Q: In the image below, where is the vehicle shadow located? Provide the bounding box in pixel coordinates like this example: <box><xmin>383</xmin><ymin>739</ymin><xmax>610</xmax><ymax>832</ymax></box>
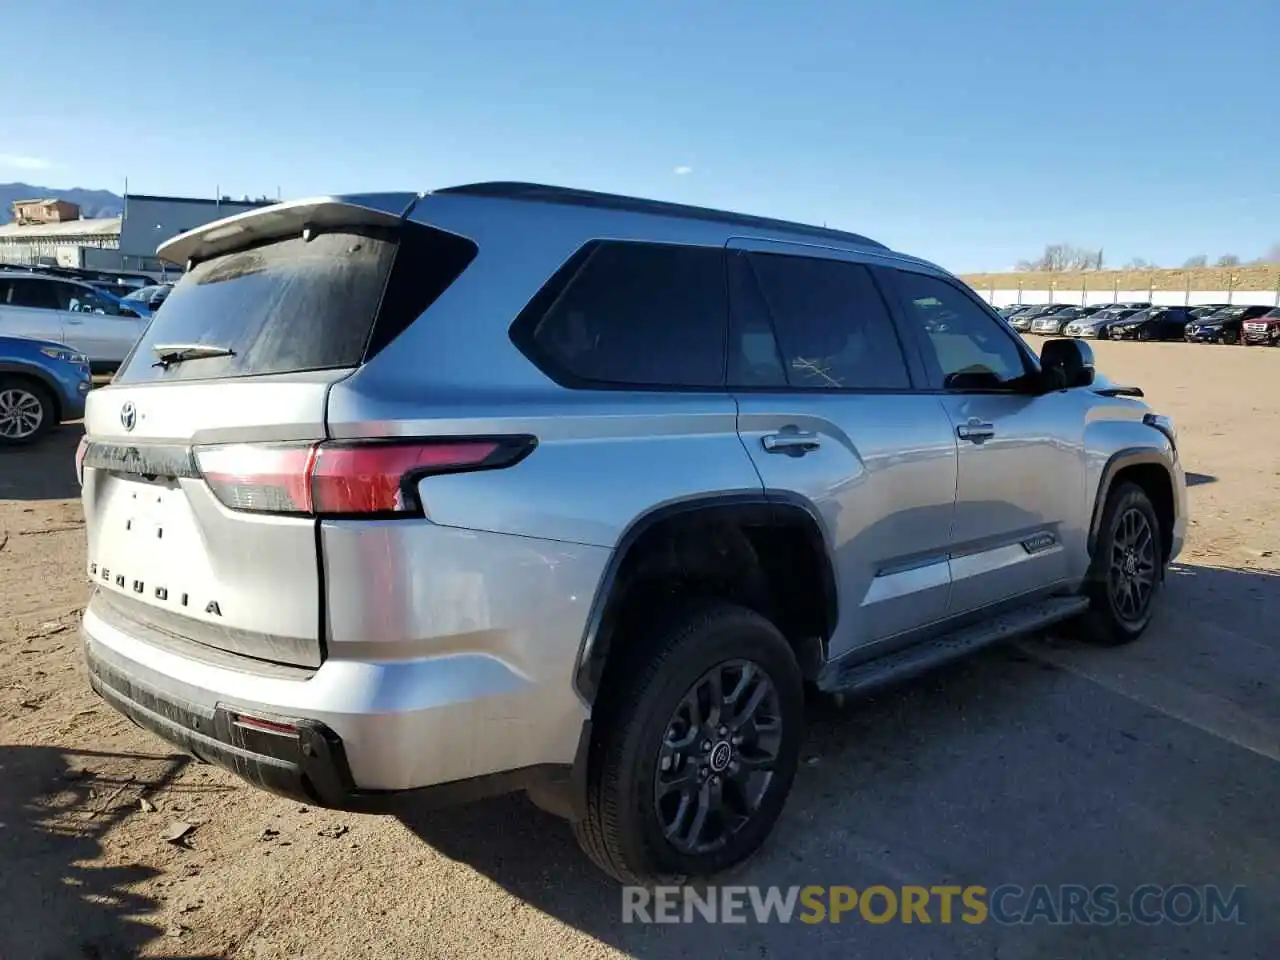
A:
<box><xmin>397</xmin><ymin>561</ymin><xmax>1280</xmax><ymax>958</ymax></box>
<box><xmin>0</xmin><ymin>745</ymin><xmax>223</xmax><ymax>960</ymax></box>
<box><xmin>0</xmin><ymin>424</ymin><xmax>83</xmax><ymax>501</ymax></box>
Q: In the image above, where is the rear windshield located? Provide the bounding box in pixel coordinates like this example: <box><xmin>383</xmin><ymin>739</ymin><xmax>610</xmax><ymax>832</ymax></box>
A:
<box><xmin>115</xmin><ymin>226</ymin><xmax>457</xmax><ymax>383</ymax></box>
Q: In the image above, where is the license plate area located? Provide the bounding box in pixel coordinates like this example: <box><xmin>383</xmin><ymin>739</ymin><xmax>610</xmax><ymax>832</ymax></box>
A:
<box><xmin>90</xmin><ymin>476</ymin><xmax>210</xmax><ymax>613</ymax></box>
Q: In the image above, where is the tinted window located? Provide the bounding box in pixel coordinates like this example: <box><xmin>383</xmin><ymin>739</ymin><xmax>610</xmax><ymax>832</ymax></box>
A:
<box><xmin>738</xmin><ymin>252</ymin><xmax>910</xmax><ymax>390</ymax></box>
<box><xmin>520</xmin><ymin>241</ymin><xmax>728</xmax><ymax>388</ymax></box>
<box><xmin>726</xmin><ymin>253</ymin><xmax>786</xmax><ymax>388</ymax></box>
<box><xmin>57</xmin><ymin>283</ymin><xmax>120</xmax><ymax>315</ymax></box>
<box><xmin>891</xmin><ymin>271</ymin><xmax>1030</xmax><ymax>389</ymax></box>
<box><xmin>7</xmin><ymin>277</ymin><xmax>61</xmax><ymax>311</ymax></box>
<box><xmin>116</xmin><ymin>224</ymin><xmax>476</xmax><ymax>384</ymax></box>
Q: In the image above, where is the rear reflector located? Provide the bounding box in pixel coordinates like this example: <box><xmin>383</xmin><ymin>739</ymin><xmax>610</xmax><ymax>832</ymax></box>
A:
<box><xmin>193</xmin><ymin>437</ymin><xmax>534</xmax><ymax>517</ymax></box>
<box><xmin>232</xmin><ymin>713</ymin><xmax>299</xmax><ymax>737</ymax></box>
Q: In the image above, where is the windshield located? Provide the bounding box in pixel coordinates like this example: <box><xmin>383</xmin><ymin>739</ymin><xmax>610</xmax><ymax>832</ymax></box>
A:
<box><xmin>1209</xmin><ymin>307</ymin><xmax>1246</xmax><ymax>319</ymax></box>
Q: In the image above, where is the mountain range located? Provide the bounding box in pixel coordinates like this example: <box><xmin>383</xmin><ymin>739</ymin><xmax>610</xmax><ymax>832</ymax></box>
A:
<box><xmin>0</xmin><ymin>182</ymin><xmax>125</xmax><ymax>222</ymax></box>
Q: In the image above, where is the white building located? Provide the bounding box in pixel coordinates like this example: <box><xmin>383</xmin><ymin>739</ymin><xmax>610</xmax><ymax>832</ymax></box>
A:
<box><xmin>0</xmin><ymin>193</ymin><xmax>274</xmax><ymax>277</ymax></box>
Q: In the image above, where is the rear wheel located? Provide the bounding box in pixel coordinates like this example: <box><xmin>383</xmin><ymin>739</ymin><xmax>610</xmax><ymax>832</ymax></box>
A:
<box><xmin>1073</xmin><ymin>482</ymin><xmax>1163</xmax><ymax>646</ymax></box>
<box><xmin>0</xmin><ymin>377</ymin><xmax>54</xmax><ymax>446</ymax></box>
<box><xmin>573</xmin><ymin>600</ymin><xmax>804</xmax><ymax>884</ymax></box>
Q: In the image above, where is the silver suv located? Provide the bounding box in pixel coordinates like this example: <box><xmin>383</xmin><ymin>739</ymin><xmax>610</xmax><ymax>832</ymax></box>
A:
<box><xmin>0</xmin><ymin>270</ymin><xmax>151</xmax><ymax>370</ymax></box>
<box><xmin>78</xmin><ymin>184</ymin><xmax>1186</xmax><ymax>884</ymax></box>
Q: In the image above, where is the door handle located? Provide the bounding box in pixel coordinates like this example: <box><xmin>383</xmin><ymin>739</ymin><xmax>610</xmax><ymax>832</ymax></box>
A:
<box><xmin>956</xmin><ymin>420</ymin><xmax>996</xmax><ymax>444</ymax></box>
<box><xmin>762</xmin><ymin>429</ymin><xmax>821</xmax><ymax>455</ymax></box>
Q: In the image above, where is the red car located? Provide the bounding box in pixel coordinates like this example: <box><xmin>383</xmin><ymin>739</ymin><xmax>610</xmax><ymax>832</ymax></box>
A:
<box><xmin>1242</xmin><ymin>307</ymin><xmax>1280</xmax><ymax>346</ymax></box>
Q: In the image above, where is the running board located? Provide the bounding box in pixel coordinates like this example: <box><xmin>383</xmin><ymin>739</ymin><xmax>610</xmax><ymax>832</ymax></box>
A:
<box><xmin>817</xmin><ymin>595</ymin><xmax>1091</xmax><ymax>695</ymax></box>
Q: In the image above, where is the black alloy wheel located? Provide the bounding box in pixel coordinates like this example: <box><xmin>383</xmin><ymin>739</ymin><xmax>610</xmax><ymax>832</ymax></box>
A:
<box><xmin>654</xmin><ymin>659</ymin><xmax>783</xmax><ymax>856</ymax></box>
<box><xmin>1106</xmin><ymin>506</ymin><xmax>1158</xmax><ymax>624</ymax></box>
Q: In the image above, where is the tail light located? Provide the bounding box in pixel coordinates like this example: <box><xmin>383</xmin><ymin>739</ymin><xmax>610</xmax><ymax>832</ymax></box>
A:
<box><xmin>193</xmin><ymin>437</ymin><xmax>535</xmax><ymax>517</ymax></box>
<box><xmin>74</xmin><ymin>435</ymin><xmax>88</xmax><ymax>486</ymax></box>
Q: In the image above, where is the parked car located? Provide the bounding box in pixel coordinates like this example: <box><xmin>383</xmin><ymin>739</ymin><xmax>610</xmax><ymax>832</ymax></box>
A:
<box><xmin>1183</xmin><ymin>304</ymin><xmax>1272</xmax><ymax>345</ymax></box>
<box><xmin>0</xmin><ymin>334</ymin><xmax>91</xmax><ymax>444</ymax></box>
<box><xmin>1008</xmin><ymin>304</ymin><xmax>1060</xmax><ymax>332</ymax></box>
<box><xmin>1063</xmin><ymin>307</ymin><xmax>1132</xmax><ymax>338</ymax></box>
<box><xmin>122</xmin><ymin>283</ymin><xmax>173</xmax><ymax>313</ymax></box>
<box><xmin>1029</xmin><ymin>305</ymin><xmax>1103</xmax><ymax>336</ymax></box>
<box><xmin>30</xmin><ymin>264</ymin><xmax>158</xmax><ymax>292</ymax></box>
<box><xmin>1107</xmin><ymin>306</ymin><xmax>1197</xmax><ymax>341</ymax></box>
<box><xmin>1093</xmin><ymin>308</ymin><xmax>1143</xmax><ymax>339</ymax></box>
<box><xmin>1242</xmin><ymin>307</ymin><xmax>1280</xmax><ymax>346</ymax></box>
<box><xmin>0</xmin><ymin>270</ymin><xmax>152</xmax><ymax>373</ymax></box>
<box><xmin>77</xmin><ymin>183</ymin><xmax>1186</xmax><ymax>885</ymax></box>
<box><xmin>1189</xmin><ymin>303</ymin><xmax>1230</xmax><ymax>319</ymax></box>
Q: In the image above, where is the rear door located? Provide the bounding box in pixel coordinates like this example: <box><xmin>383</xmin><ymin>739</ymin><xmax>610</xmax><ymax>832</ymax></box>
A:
<box><xmin>81</xmin><ymin>196</ymin><xmax>476</xmax><ymax>668</ymax></box>
<box><xmin>54</xmin><ymin>281</ymin><xmax>147</xmax><ymax>363</ymax></box>
<box><xmin>0</xmin><ymin>277</ymin><xmax>67</xmax><ymax>343</ymax></box>
<box><xmin>727</xmin><ymin>240</ymin><xmax>959</xmax><ymax>661</ymax></box>
<box><xmin>879</xmin><ymin>268</ymin><xmax>1086</xmax><ymax>615</ymax></box>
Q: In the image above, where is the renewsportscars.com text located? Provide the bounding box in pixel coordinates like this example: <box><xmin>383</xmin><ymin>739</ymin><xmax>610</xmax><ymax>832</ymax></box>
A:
<box><xmin>622</xmin><ymin>884</ymin><xmax>1247</xmax><ymax>926</ymax></box>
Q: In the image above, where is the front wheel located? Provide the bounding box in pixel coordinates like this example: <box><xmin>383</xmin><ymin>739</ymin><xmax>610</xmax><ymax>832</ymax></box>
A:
<box><xmin>1072</xmin><ymin>482</ymin><xmax>1163</xmax><ymax>646</ymax></box>
<box><xmin>0</xmin><ymin>377</ymin><xmax>54</xmax><ymax>446</ymax></box>
<box><xmin>573</xmin><ymin>600</ymin><xmax>804</xmax><ymax>884</ymax></box>
<box><xmin>1222</xmin><ymin>330</ymin><xmax>1239</xmax><ymax>346</ymax></box>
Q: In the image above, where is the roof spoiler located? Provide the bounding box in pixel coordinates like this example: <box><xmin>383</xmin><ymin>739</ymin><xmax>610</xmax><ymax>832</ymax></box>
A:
<box><xmin>157</xmin><ymin>192</ymin><xmax>424</xmax><ymax>267</ymax></box>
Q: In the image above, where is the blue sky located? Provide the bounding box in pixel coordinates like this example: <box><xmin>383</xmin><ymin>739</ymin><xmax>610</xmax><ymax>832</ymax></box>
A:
<box><xmin>2</xmin><ymin>0</ymin><xmax>1277</xmax><ymax>272</ymax></box>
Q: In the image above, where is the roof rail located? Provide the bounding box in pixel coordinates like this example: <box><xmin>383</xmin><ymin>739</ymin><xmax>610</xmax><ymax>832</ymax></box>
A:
<box><xmin>434</xmin><ymin>181</ymin><xmax>887</xmax><ymax>250</ymax></box>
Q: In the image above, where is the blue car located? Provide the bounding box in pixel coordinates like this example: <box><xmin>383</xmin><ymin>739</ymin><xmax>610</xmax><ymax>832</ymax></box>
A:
<box><xmin>91</xmin><ymin>284</ymin><xmax>155</xmax><ymax>319</ymax></box>
<box><xmin>0</xmin><ymin>335</ymin><xmax>92</xmax><ymax>444</ymax></box>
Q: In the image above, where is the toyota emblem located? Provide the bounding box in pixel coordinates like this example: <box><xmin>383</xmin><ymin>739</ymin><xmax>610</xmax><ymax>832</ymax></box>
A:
<box><xmin>120</xmin><ymin>401</ymin><xmax>137</xmax><ymax>431</ymax></box>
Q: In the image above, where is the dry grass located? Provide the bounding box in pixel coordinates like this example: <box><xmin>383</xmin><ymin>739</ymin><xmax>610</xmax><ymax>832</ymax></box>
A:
<box><xmin>960</xmin><ymin>264</ymin><xmax>1280</xmax><ymax>294</ymax></box>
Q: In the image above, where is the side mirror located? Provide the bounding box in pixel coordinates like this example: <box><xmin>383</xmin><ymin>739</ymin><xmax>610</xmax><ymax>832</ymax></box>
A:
<box><xmin>1040</xmin><ymin>338</ymin><xmax>1096</xmax><ymax>390</ymax></box>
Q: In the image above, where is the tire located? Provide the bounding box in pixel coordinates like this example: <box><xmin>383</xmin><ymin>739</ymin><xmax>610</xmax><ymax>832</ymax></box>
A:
<box><xmin>1072</xmin><ymin>482</ymin><xmax>1163</xmax><ymax>646</ymax></box>
<box><xmin>0</xmin><ymin>376</ymin><xmax>55</xmax><ymax>446</ymax></box>
<box><xmin>1222</xmin><ymin>330</ymin><xmax>1239</xmax><ymax>346</ymax></box>
<box><xmin>572</xmin><ymin>599</ymin><xmax>804</xmax><ymax>884</ymax></box>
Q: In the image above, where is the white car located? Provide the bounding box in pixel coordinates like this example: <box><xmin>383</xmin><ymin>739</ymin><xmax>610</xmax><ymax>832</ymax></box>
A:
<box><xmin>0</xmin><ymin>271</ymin><xmax>151</xmax><ymax>372</ymax></box>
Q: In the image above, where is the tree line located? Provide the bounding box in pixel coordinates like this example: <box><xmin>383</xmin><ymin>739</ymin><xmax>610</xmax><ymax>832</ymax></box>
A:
<box><xmin>1016</xmin><ymin>242</ymin><xmax>1280</xmax><ymax>272</ymax></box>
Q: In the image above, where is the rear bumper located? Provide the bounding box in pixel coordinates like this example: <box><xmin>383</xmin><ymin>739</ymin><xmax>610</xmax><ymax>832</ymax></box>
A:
<box><xmin>84</xmin><ymin>623</ymin><xmax>589</xmax><ymax>812</ymax></box>
<box><xmin>86</xmin><ymin>640</ymin><xmax>359</xmax><ymax>806</ymax></box>
<box><xmin>80</xmin><ymin>527</ymin><xmax>599</xmax><ymax>809</ymax></box>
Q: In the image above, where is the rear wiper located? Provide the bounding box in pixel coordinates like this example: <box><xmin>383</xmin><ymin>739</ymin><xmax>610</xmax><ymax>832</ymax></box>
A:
<box><xmin>152</xmin><ymin>343</ymin><xmax>236</xmax><ymax>369</ymax></box>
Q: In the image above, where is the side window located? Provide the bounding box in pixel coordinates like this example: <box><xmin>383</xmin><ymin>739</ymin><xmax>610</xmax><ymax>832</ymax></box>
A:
<box><xmin>8</xmin><ymin>278</ymin><xmax>62</xmax><ymax>311</ymax></box>
<box><xmin>58</xmin><ymin>284</ymin><xmax>117</xmax><ymax>315</ymax></box>
<box><xmin>737</xmin><ymin>252</ymin><xmax>911</xmax><ymax>390</ymax></box>
<box><xmin>517</xmin><ymin>241</ymin><xmax>727</xmax><ymax>389</ymax></box>
<box><xmin>891</xmin><ymin>271</ymin><xmax>1031</xmax><ymax>390</ymax></box>
<box><xmin>726</xmin><ymin>252</ymin><xmax>787</xmax><ymax>387</ymax></box>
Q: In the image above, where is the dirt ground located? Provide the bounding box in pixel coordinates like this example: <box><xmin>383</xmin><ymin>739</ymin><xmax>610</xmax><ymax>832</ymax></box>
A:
<box><xmin>1</xmin><ymin>340</ymin><xmax>1277</xmax><ymax>959</ymax></box>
